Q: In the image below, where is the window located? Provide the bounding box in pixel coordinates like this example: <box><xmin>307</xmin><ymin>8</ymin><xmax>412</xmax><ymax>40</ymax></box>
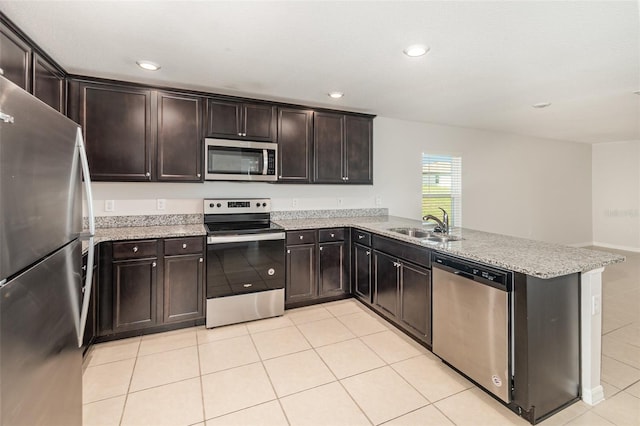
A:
<box><xmin>421</xmin><ymin>154</ymin><xmax>462</xmax><ymax>227</ymax></box>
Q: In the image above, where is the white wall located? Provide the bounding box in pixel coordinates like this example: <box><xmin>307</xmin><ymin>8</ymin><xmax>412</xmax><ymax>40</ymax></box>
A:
<box><xmin>592</xmin><ymin>140</ymin><xmax>640</xmax><ymax>251</ymax></box>
<box><xmin>91</xmin><ymin>116</ymin><xmax>593</xmax><ymax>245</ymax></box>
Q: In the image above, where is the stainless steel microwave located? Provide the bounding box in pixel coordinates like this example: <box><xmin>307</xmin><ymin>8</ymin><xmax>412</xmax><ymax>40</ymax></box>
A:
<box><xmin>204</xmin><ymin>138</ymin><xmax>277</xmax><ymax>181</ymax></box>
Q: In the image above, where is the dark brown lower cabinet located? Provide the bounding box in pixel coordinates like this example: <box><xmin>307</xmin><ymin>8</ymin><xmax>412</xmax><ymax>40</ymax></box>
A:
<box><xmin>318</xmin><ymin>241</ymin><xmax>347</xmax><ymax>297</ymax></box>
<box><xmin>163</xmin><ymin>253</ymin><xmax>204</xmax><ymax>323</ymax></box>
<box><xmin>371</xmin><ymin>235</ymin><xmax>432</xmax><ymax>345</ymax></box>
<box><xmin>285</xmin><ymin>228</ymin><xmax>349</xmax><ymax>307</ymax></box>
<box><xmin>98</xmin><ymin>237</ymin><xmax>205</xmax><ymax>339</ymax></box>
<box><xmin>373</xmin><ymin>251</ymin><xmax>399</xmax><ymax>317</ymax></box>
<box><xmin>286</xmin><ymin>244</ymin><xmax>316</xmax><ymax>303</ymax></box>
<box><xmin>81</xmin><ymin>246</ymin><xmax>99</xmax><ymax>353</ymax></box>
<box><xmin>353</xmin><ymin>244</ymin><xmax>371</xmax><ymax>302</ymax></box>
<box><xmin>398</xmin><ymin>262</ymin><xmax>431</xmax><ymax>343</ymax></box>
<box><xmin>113</xmin><ymin>257</ymin><xmax>158</xmax><ymax>332</ymax></box>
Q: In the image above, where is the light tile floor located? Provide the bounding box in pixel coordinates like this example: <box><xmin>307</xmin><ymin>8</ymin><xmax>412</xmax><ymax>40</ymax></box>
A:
<box><xmin>83</xmin><ymin>248</ymin><xmax>639</xmax><ymax>425</ymax></box>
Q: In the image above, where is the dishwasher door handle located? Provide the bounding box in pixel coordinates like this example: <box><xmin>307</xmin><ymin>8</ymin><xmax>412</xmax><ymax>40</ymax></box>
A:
<box><xmin>453</xmin><ymin>270</ymin><xmax>475</xmax><ymax>281</ymax></box>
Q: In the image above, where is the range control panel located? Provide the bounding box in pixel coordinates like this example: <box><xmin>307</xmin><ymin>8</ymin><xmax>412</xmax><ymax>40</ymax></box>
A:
<box><xmin>204</xmin><ymin>198</ymin><xmax>271</xmax><ymax>214</ymax></box>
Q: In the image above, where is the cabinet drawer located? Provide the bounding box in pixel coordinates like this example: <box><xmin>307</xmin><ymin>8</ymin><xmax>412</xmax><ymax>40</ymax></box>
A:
<box><xmin>372</xmin><ymin>235</ymin><xmax>431</xmax><ymax>268</ymax></box>
<box><xmin>112</xmin><ymin>240</ymin><xmax>158</xmax><ymax>260</ymax></box>
<box><xmin>352</xmin><ymin>229</ymin><xmax>371</xmax><ymax>246</ymax></box>
<box><xmin>164</xmin><ymin>237</ymin><xmax>204</xmax><ymax>256</ymax></box>
<box><xmin>318</xmin><ymin>228</ymin><xmax>345</xmax><ymax>242</ymax></box>
<box><xmin>286</xmin><ymin>230</ymin><xmax>317</xmax><ymax>245</ymax></box>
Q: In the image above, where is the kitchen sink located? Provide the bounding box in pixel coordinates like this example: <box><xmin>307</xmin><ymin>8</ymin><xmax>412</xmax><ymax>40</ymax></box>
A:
<box><xmin>387</xmin><ymin>227</ymin><xmax>462</xmax><ymax>243</ymax></box>
<box><xmin>388</xmin><ymin>227</ymin><xmax>431</xmax><ymax>238</ymax></box>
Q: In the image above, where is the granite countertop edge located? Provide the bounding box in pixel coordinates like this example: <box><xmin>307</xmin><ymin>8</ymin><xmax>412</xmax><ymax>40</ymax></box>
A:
<box><xmin>81</xmin><ymin>215</ymin><xmax>625</xmax><ymax>279</ymax></box>
<box><xmin>271</xmin><ymin>215</ymin><xmax>625</xmax><ymax>279</ymax></box>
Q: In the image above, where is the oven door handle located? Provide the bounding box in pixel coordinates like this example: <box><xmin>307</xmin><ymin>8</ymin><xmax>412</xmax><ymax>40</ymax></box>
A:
<box><xmin>263</xmin><ymin>149</ymin><xmax>269</xmax><ymax>175</ymax></box>
<box><xmin>207</xmin><ymin>232</ymin><xmax>285</xmax><ymax>244</ymax></box>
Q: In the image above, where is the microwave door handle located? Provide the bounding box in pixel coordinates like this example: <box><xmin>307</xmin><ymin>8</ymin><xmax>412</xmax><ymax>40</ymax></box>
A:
<box><xmin>263</xmin><ymin>149</ymin><xmax>268</xmax><ymax>175</ymax></box>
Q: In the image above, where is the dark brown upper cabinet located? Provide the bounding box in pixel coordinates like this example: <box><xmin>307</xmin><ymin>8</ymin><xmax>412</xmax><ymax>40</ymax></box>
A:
<box><xmin>68</xmin><ymin>80</ymin><xmax>205</xmax><ymax>182</ymax></box>
<box><xmin>277</xmin><ymin>107</ymin><xmax>313</xmax><ymax>182</ymax></box>
<box><xmin>32</xmin><ymin>53</ymin><xmax>65</xmax><ymax>113</ymax></box>
<box><xmin>313</xmin><ymin>112</ymin><xmax>373</xmax><ymax>184</ymax></box>
<box><xmin>71</xmin><ymin>81</ymin><xmax>153</xmax><ymax>181</ymax></box>
<box><xmin>0</xmin><ymin>20</ymin><xmax>31</xmax><ymax>91</ymax></box>
<box><xmin>157</xmin><ymin>91</ymin><xmax>203</xmax><ymax>182</ymax></box>
<box><xmin>207</xmin><ymin>98</ymin><xmax>276</xmax><ymax>142</ymax></box>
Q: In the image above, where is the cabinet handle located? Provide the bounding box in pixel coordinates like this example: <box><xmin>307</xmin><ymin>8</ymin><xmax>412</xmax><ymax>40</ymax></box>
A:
<box><xmin>393</xmin><ymin>262</ymin><xmax>401</xmax><ymax>268</ymax></box>
<box><xmin>320</xmin><ymin>247</ymin><xmax>323</xmax><ymax>251</ymax></box>
<box><xmin>345</xmin><ymin>176</ymin><xmax>349</xmax><ymax>181</ymax></box>
<box><xmin>182</xmin><ymin>243</ymin><xmax>187</xmax><ymax>249</ymax></box>
<box><xmin>358</xmin><ymin>235</ymin><xmax>364</xmax><ymax>239</ymax></box>
<box><xmin>145</xmin><ymin>172</ymin><xmax>150</xmax><ymax>177</ymax></box>
<box><xmin>278</xmin><ymin>175</ymin><xmax>282</xmax><ymax>179</ymax></box>
<box><xmin>366</xmin><ymin>251</ymin><xmax>370</xmax><ymax>256</ymax></box>
<box><xmin>152</xmin><ymin>261</ymin><xmax>156</xmax><ymax>267</ymax></box>
<box><xmin>287</xmin><ymin>249</ymin><xmax>291</xmax><ymax>254</ymax></box>
<box><xmin>132</xmin><ymin>246</ymin><xmax>138</xmax><ymax>253</ymax></box>
<box><xmin>199</xmin><ymin>258</ymin><xmax>203</xmax><ymax>263</ymax></box>
<box><xmin>299</xmin><ymin>235</ymin><xmax>304</xmax><ymax>240</ymax></box>
<box><xmin>82</xmin><ymin>265</ymin><xmax>87</xmax><ymax>271</ymax></box>
<box><xmin>330</xmin><ymin>233</ymin><xmax>335</xmax><ymax>238</ymax></box>
<box><xmin>238</xmin><ymin>132</ymin><xmax>242</xmax><ymax>136</ymax></box>
<box><xmin>197</xmin><ymin>173</ymin><xmax>201</xmax><ymax>178</ymax></box>
<box><xmin>0</xmin><ymin>68</ymin><xmax>4</xmax><ymax>75</ymax></box>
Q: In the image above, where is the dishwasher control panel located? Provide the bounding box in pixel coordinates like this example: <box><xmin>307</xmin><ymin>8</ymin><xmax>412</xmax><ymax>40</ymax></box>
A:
<box><xmin>432</xmin><ymin>253</ymin><xmax>512</xmax><ymax>291</ymax></box>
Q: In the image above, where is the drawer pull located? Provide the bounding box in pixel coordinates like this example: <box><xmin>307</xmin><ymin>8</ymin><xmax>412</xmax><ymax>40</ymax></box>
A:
<box><xmin>152</xmin><ymin>261</ymin><xmax>156</xmax><ymax>267</ymax></box>
<box><xmin>393</xmin><ymin>262</ymin><xmax>401</xmax><ymax>268</ymax></box>
<box><xmin>319</xmin><ymin>247</ymin><xmax>323</xmax><ymax>251</ymax></box>
<box><xmin>243</xmin><ymin>283</ymin><xmax>252</xmax><ymax>288</ymax></box>
<box><xmin>132</xmin><ymin>246</ymin><xmax>138</xmax><ymax>253</ymax></box>
<box><xmin>358</xmin><ymin>235</ymin><xmax>364</xmax><ymax>239</ymax></box>
<box><xmin>330</xmin><ymin>233</ymin><xmax>335</xmax><ymax>238</ymax></box>
<box><xmin>366</xmin><ymin>251</ymin><xmax>370</xmax><ymax>256</ymax></box>
<box><xmin>299</xmin><ymin>235</ymin><xmax>304</xmax><ymax>240</ymax></box>
<box><xmin>199</xmin><ymin>258</ymin><xmax>203</xmax><ymax>263</ymax></box>
<box><xmin>287</xmin><ymin>249</ymin><xmax>291</xmax><ymax>254</ymax></box>
<box><xmin>182</xmin><ymin>243</ymin><xmax>187</xmax><ymax>249</ymax></box>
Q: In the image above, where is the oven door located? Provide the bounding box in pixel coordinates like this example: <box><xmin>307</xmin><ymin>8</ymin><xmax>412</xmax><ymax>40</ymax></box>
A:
<box><xmin>205</xmin><ymin>138</ymin><xmax>277</xmax><ymax>181</ymax></box>
<box><xmin>206</xmin><ymin>232</ymin><xmax>285</xmax><ymax>298</ymax></box>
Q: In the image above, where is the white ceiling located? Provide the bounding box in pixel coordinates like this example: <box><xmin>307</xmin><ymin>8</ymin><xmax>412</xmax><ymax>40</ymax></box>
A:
<box><xmin>1</xmin><ymin>1</ymin><xmax>638</xmax><ymax>144</ymax></box>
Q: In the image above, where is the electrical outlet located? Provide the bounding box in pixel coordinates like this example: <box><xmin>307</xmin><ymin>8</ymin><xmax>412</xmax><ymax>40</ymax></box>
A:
<box><xmin>104</xmin><ymin>200</ymin><xmax>115</xmax><ymax>212</ymax></box>
<box><xmin>375</xmin><ymin>196</ymin><xmax>382</xmax><ymax>207</ymax></box>
<box><xmin>337</xmin><ymin>198</ymin><xmax>343</xmax><ymax>207</ymax></box>
<box><xmin>292</xmin><ymin>198</ymin><xmax>298</xmax><ymax>208</ymax></box>
<box><xmin>157</xmin><ymin>199</ymin><xmax>166</xmax><ymax>210</ymax></box>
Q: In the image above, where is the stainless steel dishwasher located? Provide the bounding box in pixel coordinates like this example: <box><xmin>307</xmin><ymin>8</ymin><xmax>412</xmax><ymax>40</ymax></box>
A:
<box><xmin>432</xmin><ymin>253</ymin><xmax>513</xmax><ymax>403</ymax></box>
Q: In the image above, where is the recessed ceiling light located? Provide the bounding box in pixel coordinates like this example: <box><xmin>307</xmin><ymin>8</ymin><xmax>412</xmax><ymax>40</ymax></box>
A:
<box><xmin>328</xmin><ymin>92</ymin><xmax>344</xmax><ymax>99</ymax></box>
<box><xmin>532</xmin><ymin>102</ymin><xmax>552</xmax><ymax>108</ymax></box>
<box><xmin>403</xmin><ymin>45</ymin><xmax>430</xmax><ymax>57</ymax></box>
<box><xmin>136</xmin><ymin>60</ymin><xmax>161</xmax><ymax>71</ymax></box>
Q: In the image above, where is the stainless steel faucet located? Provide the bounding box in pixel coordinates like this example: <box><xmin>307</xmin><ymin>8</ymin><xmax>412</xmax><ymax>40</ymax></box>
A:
<box><xmin>423</xmin><ymin>207</ymin><xmax>449</xmax><ymax>234</ymax></box>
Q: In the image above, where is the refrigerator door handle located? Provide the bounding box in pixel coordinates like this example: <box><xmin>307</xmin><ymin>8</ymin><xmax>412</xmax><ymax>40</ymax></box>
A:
<box><xmin>76</xmin><ymin>128</ymin><xmax>95</xmax><ymax>347</ymax></box>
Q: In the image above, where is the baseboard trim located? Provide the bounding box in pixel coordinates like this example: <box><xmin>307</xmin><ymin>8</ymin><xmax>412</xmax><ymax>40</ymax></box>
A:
<box><xmin>591</xmin><ymin>242</ymin><xmax>640</xmax><ymax>253</ymax></box>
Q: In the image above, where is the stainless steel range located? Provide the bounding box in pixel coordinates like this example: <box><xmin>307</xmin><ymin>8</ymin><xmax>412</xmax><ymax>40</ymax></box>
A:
<box><xmin>204</xmin><ymin>198</ymin><xmax>285</xmax><ymax>328</ymax></box>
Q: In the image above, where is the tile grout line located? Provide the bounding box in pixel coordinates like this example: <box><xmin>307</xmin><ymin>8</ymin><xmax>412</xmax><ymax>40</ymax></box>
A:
<box><xmin>118</xmin><ymin>336</ymin><xmax>142</xmax><ymax>426</ymax></box>
<box><xmin>195</xmin><ymin>327</ymin><xmax>207</xmax><ymax>425</ymax></box>
<box><xmin>246</xmin><ymin>330</ymin><xmax>292</xmax><ymax>426</ymax></box>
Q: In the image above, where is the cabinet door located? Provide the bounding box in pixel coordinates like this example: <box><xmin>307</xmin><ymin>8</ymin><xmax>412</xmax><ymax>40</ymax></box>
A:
<box><xmin>345</xmin><ymin>116</ymin><xmax>373</xmax><ymax>184</ymax></box>
<box><xmin>243</xmin><ymin>103</ymin><xmax>276</xmax><ymax>141</ymax></box>
<box><xmin>318</xmin><ymin>241</ymin><xmax>347</xmax><ymax>297</ymax></box>
<box><xmin>354</xmin><ymin>243</ymin><xmax>371</xmax><ymax>302</ymax></box>
<box><xmin>163</xmin><ymin>253</ymin><xmax>204</xmax><ymax>323</ymax></box>
<box><xmin>113</xmin><ymin>258</ymin><xmax>158</xmax><ymax>332</ymax></box>
<box><xmin>206</xmin><ymin>98</ymin><xmax>241</xmax><ymax>138</ymax></box>
<box><xmin>32</xmin><ymin>53</ymin><xmax>64</xmax><ymax>112</ymax></box>
<box><xmin>314</xmin><ymin>112</ymin><xmax>344</xmax><ymax>183</ymax></box>
<box><xmin>0</xmin><ymin>21</ymin><xmax>30</xmax><ymax>91</ymax></box>
<box><xmin>81</xmin><ymin>252</ymin><xmax>98</xmax><ymax>352</ymax></box>
<box><xmin>79</xmin><ymin>83</ymin><xmax>152</xmax><ymax>181</ymax></box>
<box><xmin>374</xmin><ymin>251</ymin><xmax>399</xmax><ymax>317</ymax></box>
<box><xmin>277</xmin><ymin>108</ymin><xmax>313</xmax><ymax>182</ymax></box>
<box><xmin>400</xmin><ymin>262</ymin><xmax>431</xmax><ymax>344</ymax></box>
<box><xmin>157</xmin><ymin>92</ymin><xmax>203</xmax><ymax>181</ymax></box>
<box><xmin>286</xmin><ymin>244</ymin><xmax>316</xmax><ymax>303</ymax></box>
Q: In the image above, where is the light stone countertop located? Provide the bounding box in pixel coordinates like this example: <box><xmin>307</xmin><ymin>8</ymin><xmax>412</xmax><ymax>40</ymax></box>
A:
<box><xmin>81</xmin><ymin>213</ymin><xmax>624</xmax><ymax>279</ymax></box>
<box><xmin>272</xmin><ymin>215</ymin><xmax>625</xmax><ymax>279</ymax></box>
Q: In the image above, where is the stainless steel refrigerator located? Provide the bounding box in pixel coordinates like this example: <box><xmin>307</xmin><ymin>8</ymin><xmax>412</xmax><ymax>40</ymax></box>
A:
<box><xmin>0</xmin><ymin>75</ymin><xmax>94</xmax><ymax>425</ymax></box>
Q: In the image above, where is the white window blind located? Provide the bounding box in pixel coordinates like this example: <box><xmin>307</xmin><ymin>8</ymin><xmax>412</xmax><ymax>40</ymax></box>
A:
<box><xmin>421</xmin><ymin>154</ymin><xmax>462</xmax><ymax>227</ymax></box>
